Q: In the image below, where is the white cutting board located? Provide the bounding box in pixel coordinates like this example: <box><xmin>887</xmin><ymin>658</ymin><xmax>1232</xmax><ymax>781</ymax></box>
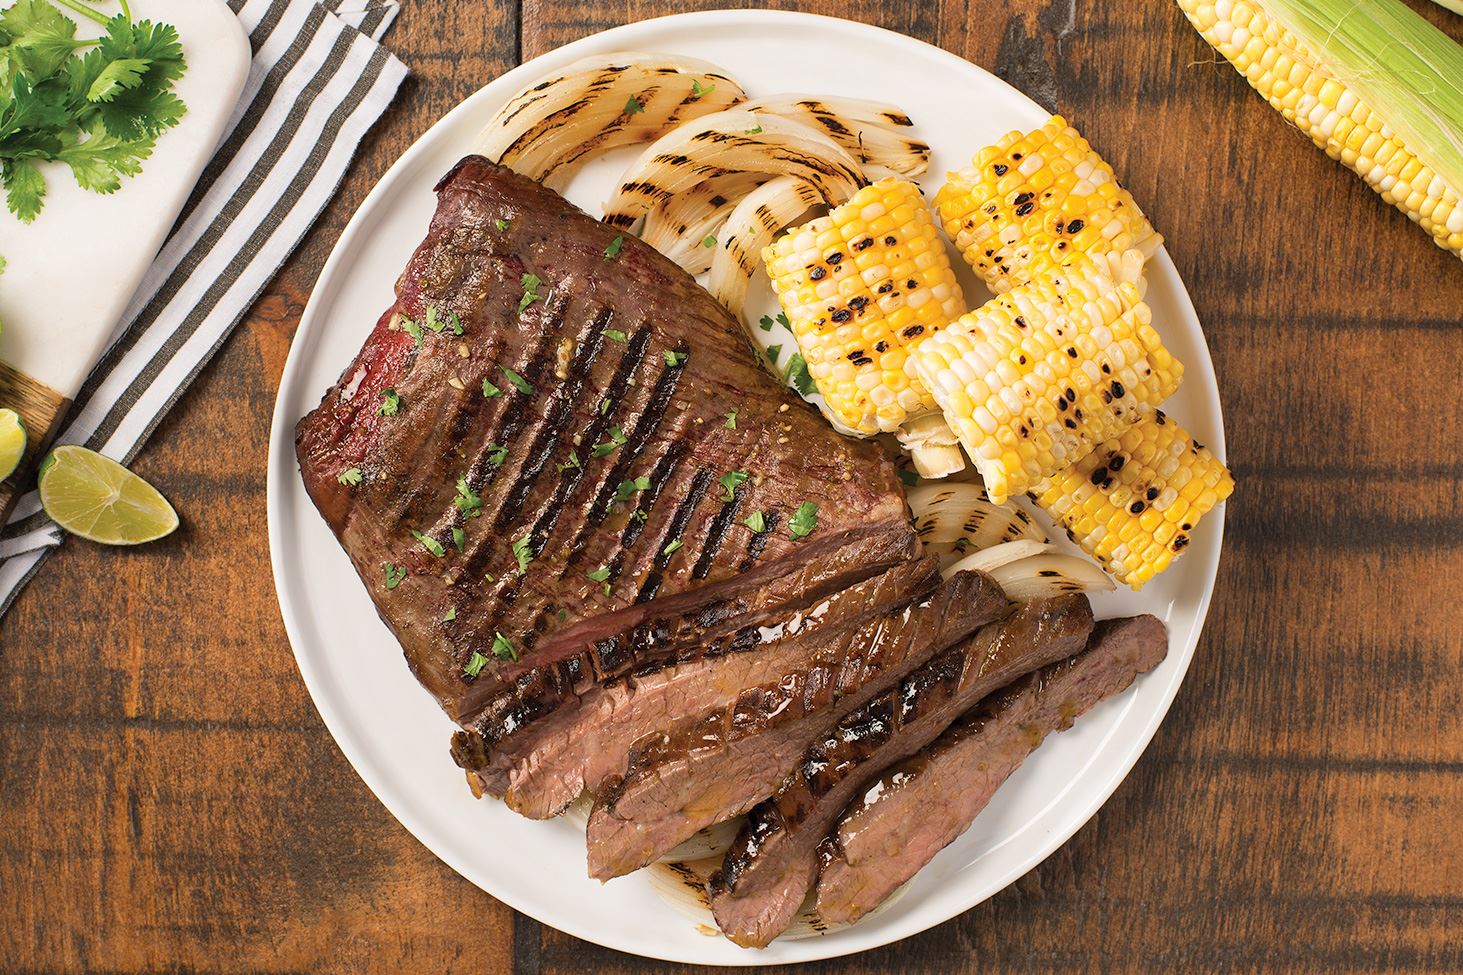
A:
<box><xmin>0</xmin><ymin>0</ymin><xmax>250</xmax><ymax>398</ymax></box>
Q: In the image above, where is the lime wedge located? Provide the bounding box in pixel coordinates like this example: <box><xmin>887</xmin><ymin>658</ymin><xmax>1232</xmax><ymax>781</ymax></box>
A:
<box><xmin>0</xmin><ymin>409</ymin><xmax>25</xmax><ymax>480</ymax></box>
<box><xmin>38</xmin><ymin>445</ymin><xmax>179</xmax><ymax>545</ymax></box>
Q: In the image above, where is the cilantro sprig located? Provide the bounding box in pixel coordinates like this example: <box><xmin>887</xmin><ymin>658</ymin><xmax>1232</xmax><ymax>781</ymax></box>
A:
<box><xmin>0</xmin><ymin>0</ymin><xmax>189</xmax><ymax>223</ymax></box>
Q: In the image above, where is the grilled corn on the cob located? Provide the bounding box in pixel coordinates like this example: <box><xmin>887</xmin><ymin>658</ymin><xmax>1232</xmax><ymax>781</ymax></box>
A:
<box><xmin>763</xmin><ymin>177</ymin><xmax>965</xmax><ymax>436</ymax></box>
<box><xmin>1178</xmin><ymin>0</ymin><xmax>1462</xmax><ymax>259</ymax></box>
<box><xmin>1030</xmin><ymin>410</ymin><xmax>1234</xmax><ymax>588</ymax></box>
<box><xmin>933</xmin><ymin>116</ymin><xmax>1163</xmax><ymax>294</ymax></box>
<box><xmin>908</xmin><ymin>249</ymin><xmax>1183</xmax><ymax>505</ymax></box>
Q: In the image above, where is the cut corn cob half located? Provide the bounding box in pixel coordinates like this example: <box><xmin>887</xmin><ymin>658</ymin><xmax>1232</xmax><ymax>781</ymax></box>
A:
<box><xmin>1030</xmin><ymin>410</ymin><xmax>1234</xmax><ymax>589</ymax></box>
<box><xmin>908</xmin><ymin>249</ymin><xmax>1183</xmax><ymax>505</ymax></box>
<box><xmin>1178</xmin><ymin>0</ymin><xmax>1462</xmax><ymax>259</ymax></box>
<box><xmin>934</xmin><ymin>116</ymin><xmax>1162</xmax><ymax>295</ymax></box>
<box><xmin>763</xmin><ymin>177</ymin><xmax>965</xmax><ymax>436</ymax></box>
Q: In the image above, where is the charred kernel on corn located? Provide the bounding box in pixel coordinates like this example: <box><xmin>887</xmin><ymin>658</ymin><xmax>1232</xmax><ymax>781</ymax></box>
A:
<box><xmin>933</xmin><ymin>116</ymin><xmax>1163</xmax><ymax>294</ymax></box>
<box><xmin>1030</xmin><ymin>410</ymin><xmax>1234</xmax><ymax>588</ymax></box>
<box><xmin>907</xmin><ymin>250</ymin><xmax>1183</xmax><ymax>505</ymax></box>
<box><xmin>1178</xmin><ymin>0</ymin><xmax>1461</xmax><ymax>259</ymax></box>
<box><xmin>764</xmin><ymin>177</ymin><xmax>966</xmax><ymax>436</ymax></box>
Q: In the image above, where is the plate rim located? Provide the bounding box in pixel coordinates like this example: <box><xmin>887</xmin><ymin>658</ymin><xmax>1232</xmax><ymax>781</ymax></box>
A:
<box><xmin>267</xmin><ymin>8</ymin><xmax>1227</xmax><ymax>966</ymax></box>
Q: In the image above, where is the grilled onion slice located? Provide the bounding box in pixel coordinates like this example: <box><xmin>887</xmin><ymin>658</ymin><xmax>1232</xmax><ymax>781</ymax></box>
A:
<box><xmin>989</xmin><ymin>552</ymin><xmax>1117</xmax><ymax>598</ymax></box>
<box><xmin>708</xmin><ymin>176</ymin><xmax>826</xmax><ymax>316</ymax></box>
<box><xmin>896</xmin><ymin>413</ymin><xmax>967</xmax><ymax>479</ymax></box>
<box><xmin>562</xmin><ymin>796</ymin><xmax>743</xmax><ymax>864</ymax></box>
<box><xmin>603</xmin><ymin>111</ymin><xmax>867</xmax><ymax>230</ymax></box>
<box><xmin>738</xmin><ymin>94</ymin><xmax>931</xmax><ymax>176</ymax></box>
<box><xmin>906</xmin><ymin>482</ymin><xmax>1047</xmax><ymax>568</ymax></box>
<box><xmin>643</xmin><ymin>172</ymin><xmax>769</xmax><ymax>274</ymax></box>
<box><xmin>475</xmin><ymin>52</ymin><xmax>747</xmax><ymax>190</ymax></box>
<box><xmin>943</xmin><ymin>539</ymin><xmax>1054</xmax><ymax>577</ymax></box>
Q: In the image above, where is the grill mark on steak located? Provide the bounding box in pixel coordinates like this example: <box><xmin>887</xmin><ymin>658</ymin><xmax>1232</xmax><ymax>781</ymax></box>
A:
<box><xmin>480</xmin><ymin>558</ymin><xmax>945</xmax><ymax>819</ymax></box>
<box><xmin>815</xmin><ymin>615</ymin><xmax>1168</xmax><ymax>926</ymax></box>
<box><xmin>493</xmin><ymin>305</ymin><xmax>611</xmax><ymax>532</ymax></box>
<box><xmin>707</xmin><ymin>596</ymin><xmax>1096</xmax><ymax>948</ymax></box>
<box><xmin>618</xmin><ymin>440</ymin><xmax>687</xmax><ymax>551</ymax></box>
<box><xmin>636</xmin><ymin>467</ymin><xmax>716</xmax><ymax>604</ymax></box>
<box><xmin>583</xmin><ymin>571</ymin><xmax>1008</xmax><ymax>879</ymax></box>
<box><xmin>738</xmin><ymin>510</ymin><xmax>780</xmax><ymax>571</ymax></box>
<box><xmin>295</xmin><ymin>157</ymin><xmax>915</xmax><ymax>722</ymax></box>
<box><xmin>586</xmin><ymin>329</ymin><xmax>683</xmax><ymax>527</ymax></box>
<box><xmin>691</xmin><ymin>484</ymin><xmax>745</xmax><ymax>580</ymax></box>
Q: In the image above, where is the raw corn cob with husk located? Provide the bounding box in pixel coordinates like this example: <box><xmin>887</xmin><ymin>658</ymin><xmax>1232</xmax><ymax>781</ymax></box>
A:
<box><xmin>1030</xmin><ymin>410</ymin><xmax>1234</xmax><ymax>589</ymax></box>
<box><xmin>763</xmin><ymin>176</ymin><xmax>967</xmax><ymax>473</ymax></box>
<box><xmin>934</xmin><ymin>116</ymin><xmax>1164</xmax><ymax>294</ymax></box>
<box><xmin>907</xmin><ymin>249</ymin><xmax>1183</xmax><ymax>505</ymax></box>
<box><xmin>1178</xmin><ymin>0</ymin><xmax>1463</xmax><ymax>259</ymax></box>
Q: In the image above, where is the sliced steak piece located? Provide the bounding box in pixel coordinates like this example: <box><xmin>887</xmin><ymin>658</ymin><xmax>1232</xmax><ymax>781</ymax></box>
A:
<box><xmin>453</xmin><ymin>526</ymin><xmax>919</xmax><ymax>744</ymax></box>
<box><xmin>585</xmin><ymin>570</ymin><xmax>1008</xmax><ymax>879</ymax></box>
<box><xmin>816</xmin><ymin>614</ymin><xmax>1169</xmax><ymax>925</ymax></box>
<box><xmin>295</xmin><ymin>157</ymin><xmax>914</xmax><ymax>720</ymax></box>
<box><xmin>707</xmin><ymin>595</ymin><xmax>1095</xmax><ymax>948</ymax></box>
<box><xmin>453</xmin><ymin>556</ymin><xmax>941</xmax><ymax>818</ymax></box>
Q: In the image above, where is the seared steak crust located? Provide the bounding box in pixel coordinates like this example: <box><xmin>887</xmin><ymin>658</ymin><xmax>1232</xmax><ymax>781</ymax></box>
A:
<box><xmin>816</xmin><ymin>614</ymin><xmax>1168</xmax><ymax>925</ymax></box>
<box><xmin>585</xmin><ymin>570</ymin><xmax>1008</xmax><ymax>879</ymax></box>
<box><xmin>707</xmin><ymin>595</ymin><xmax>1096</xmax><ymax>948</ymax></box>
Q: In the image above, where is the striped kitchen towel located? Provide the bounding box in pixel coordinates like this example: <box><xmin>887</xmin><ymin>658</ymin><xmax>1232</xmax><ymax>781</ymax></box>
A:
<box><xmin>0</xmin><ymin>0</ymin><xmax>407</xmax><ymax>616</ymax></box>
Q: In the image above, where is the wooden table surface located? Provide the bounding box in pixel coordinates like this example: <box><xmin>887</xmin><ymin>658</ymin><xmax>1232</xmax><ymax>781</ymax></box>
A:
<box><xmin>4</xmin><ymin>1</ymin><xmax>1461</xmax><ymax>972</ymax></box>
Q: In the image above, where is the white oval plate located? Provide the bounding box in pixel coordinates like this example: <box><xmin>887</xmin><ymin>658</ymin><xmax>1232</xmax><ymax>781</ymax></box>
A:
<box><xmin>268</xmin><ymin>10</ymin><xmax>1226</xmax><ymax>966</ymax></box>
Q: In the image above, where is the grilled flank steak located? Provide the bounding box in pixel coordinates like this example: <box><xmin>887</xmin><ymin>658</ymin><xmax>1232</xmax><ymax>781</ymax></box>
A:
<box><xmin>816</xmin><ymin>614</ymin><xmax>1168</xmax><ymax>926</ymax></box>
<box><xmin>584</xmin><ymin>570</ymin><xmax>1008</xmax><ymax>879</ymax></box>
<box><xmin>295</xmin><ymin>158</ymin><xmax>916</xmax><ymax>734</ymax></box>
<box><xmin>707</xmin><ymin>595</ymin><xmax>1095</xmax><ymax>948</ymax></box>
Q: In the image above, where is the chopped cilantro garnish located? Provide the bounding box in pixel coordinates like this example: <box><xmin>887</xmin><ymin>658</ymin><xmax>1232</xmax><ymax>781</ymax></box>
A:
<box><xmin>701</xmin><ymin>234</ymin><xmax>717</xmax><ymax>248</ymax></box>
<box><xmin>615</xmin><ymin>476</ymin><xmax>651</xmax><ymax>502</ymax></box>
<box><xmin>424</xmin><ymin>306</ymin><xmax>445</xmax><ymax>333</ymax></box>
<box><xmin>759</xmin><ymin>315</ymin><xmax>776</xmax><ymax>332</ymax></box>
<box><xmin>766</xmin><ymin>344</ymin><xmax>783</xmax><ymax>365</ymax></box>
<box><xmin>599</xmin><ymin>397</ymin><xmax>611</xmax><ymax>415</ymax></box>
<box><xmin>784</xmin><ymin>352</ymin><xmax>817</xmax><ymax>396</ymax></box>
<box><xmin>788</xmin><ymin>501</ymin><xmax>818</xmax><ymax>540</ymax></box>
<box><xmin>623</xmin><ymin>95</ymin><xmax>644</xmax><ymax>115</ymax></box>
<box><xmin>464</xmin><ymin>651</ymin><xmax>489</xmax><ymax>677</ymax></box>
<box><xmin>443</xmin><ymin>605</ymin><xmax>457</xmax><ymax>622</ymax></box>
<box><xmin>632</xmin><ymin>508</ymin><xmax>647</xmax><ymax>523</ymax></box>
<box><xmin>486</xmin><ymin>443</ymin><xmax>509</xmax><ymax>467</ymax></box>
<box><xmin>518</xmin><ymin>273</ymin><xmax>542</xmax><ymax>313</ymax></box>
<box><xmin>603</xmin><ymin>327</ymin><xmax>628</xmax><ymax>343</ymax></box>
<box><xmin>502</xmin><ymin>366</ymin><xmax>532</xmax><ymax>394</ymax></box>
<box><xmin>383</xmin><ymin>562</ymin><xmax>407</xmax><ymax>590</ymax></box>
<box><xmin>663</xmin><ymin>539</ymin><xmax>683</xmax><ymax>556</ymax></box>
<box><xmin>603</xmin><ymin>235</ymin><xmax>624</xmax><ymax>260</ymax></box>
<box><xmin>586</xmin><ymin>566</ymin><xmax>611</xmax><ymax>583</ymax></box>
<box><xmin>455</xmin><ymin>476</ymin><xmax>483</xmax><ymax>517</ymax></box>
<box><xmin>491</xmin><ymin>631</ymin><xmax>518</xmax><ymax>661</ymax></box>
<box><xmin>511</xmin><ymin>534</ymin><xmax>534</xmax><ymax>575</ymax></box>
<box><xmin>743</xmin><ymin>510</ymin><xmax>766</xmax><ymax>533</ymax></box>
<box><xmin>411</xmin><ymin>529</ymin><xmax>446</xmax><ymax>558</ymax></box>
<box><xmin>402</xmin><ymin>316</ymin><xmax>423</xmax><ymax>347</ymax></box>
<box><xmin>377</xmin><ymin>389</ymin><xmax>400</xmax><ymax>416</ymax></box>
<box><xmin>591</xmin><ymin>426</ymin><xmax>627</xmax><ymax>457</ymax></box>
<box><xmin>745</xmin><ymin>125</ymin><xmax>763</xmax><ymax>135</ymax></box>
<box><xmin>482</xmin><ymin>378</ymin><xmax>501</xmax><ymax>398</ymax></box>
<box><xmin>664</xmin><ymin>350</ymin><xmax>686</xmax><ymax>367</ymax></box>
<box><xmin>691</xmin><ymin>79</ymin><xmax>714</xmax><ymax>98</ymax></box>
<box><xmin>718</xmin><ymin>470</ymin><xmax>749</xmax><ymax>502</ymax></box>
<box><xmin>450</xmin><ymin>312</ymin><xmax>464</xmax><ymax>336</ymax></box>
<box><xmin>776</xmin><ymin>312</ymin><xmax>791</xmax><ymax>328</ymax></box>
<box><xmin>557</xmin><ymin>451</ymin><xmax>582</xmax><ymax>473</ymax></box>
<box><xmin>495</xmin><ymin>218</ymin><xmax>509</xmax><ymax>231</ymax></box>
<box><xmin>724</xmin><ymin>408</ymin><xmax>738</xmax><ymax>429</ymax></box>
<box><xmin>338</xmin><ymin>467</ymin><xmax>363</xmax><ymax>486</ymax></box>
<box><xmin>452</xmin><ymin>527</ymin><xmax>466</xmax><ymax>552</ymax></box>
